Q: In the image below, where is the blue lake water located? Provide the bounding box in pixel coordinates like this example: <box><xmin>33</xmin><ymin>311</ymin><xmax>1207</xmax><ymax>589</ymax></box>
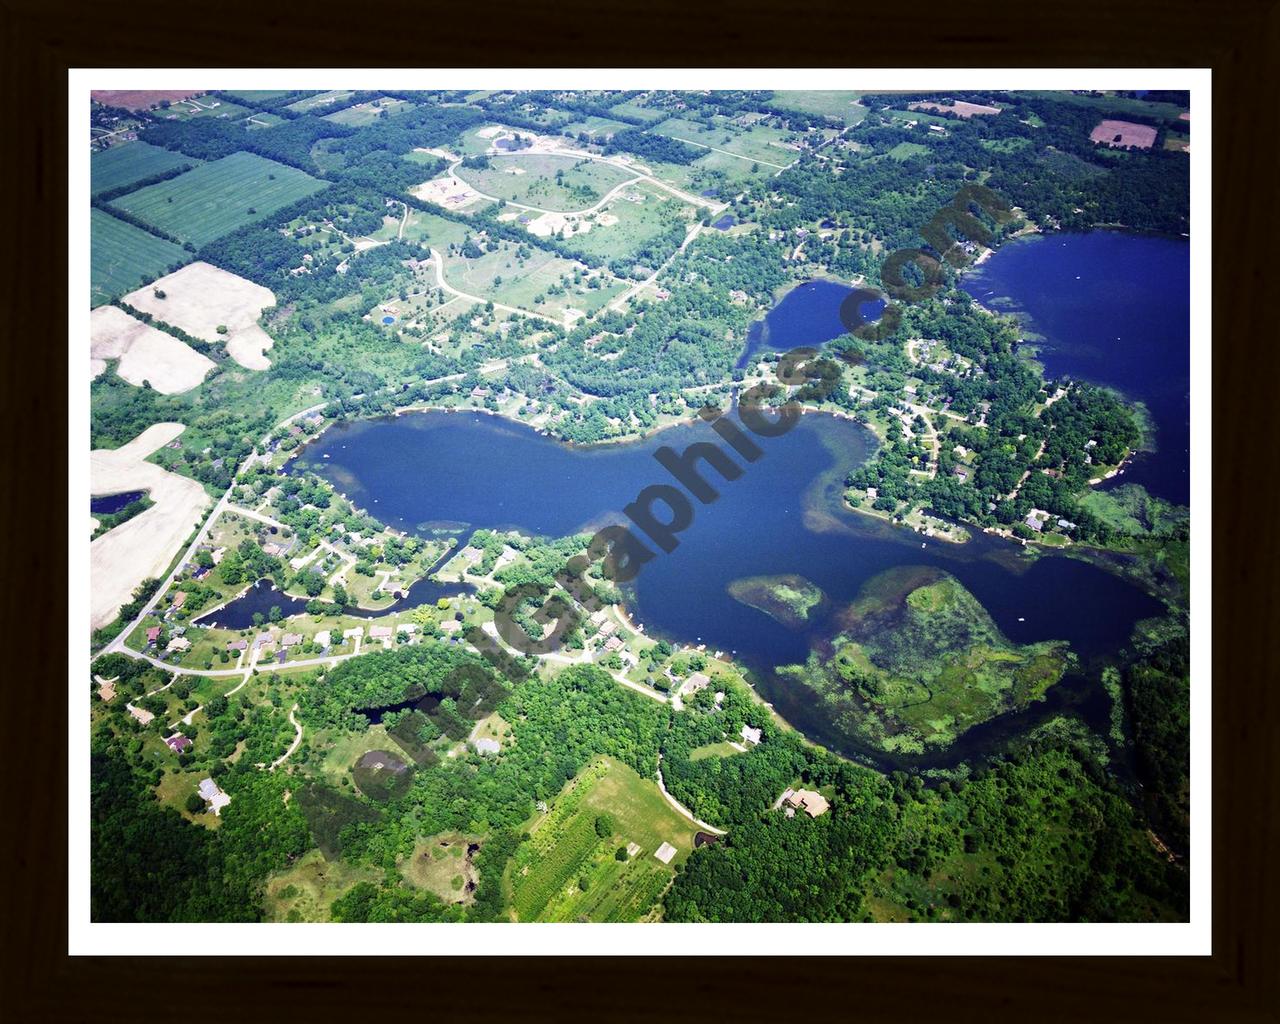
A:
<box><xmin>735</xmin><ymin>279</ymin><xmax>883</xmax><ymax>369</ymax></box>
<box><xmin>962</xmin><ymin>231</ymin><xmax>1191</xmax><ymax>505</ymax></box>
<box><xmin>91</xmin><ymin>490</ymin><xmax>145</xmax><ymax>515</ymax></box>
<box><xmin>293</xmin><ymin>408</ymin><xmax>1163</xmax><ymax>768</ymax></box>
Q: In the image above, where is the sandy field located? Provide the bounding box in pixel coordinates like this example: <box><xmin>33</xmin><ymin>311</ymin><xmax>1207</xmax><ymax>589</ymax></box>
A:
<box><xmin>527</xmin><ymin>211</ymin><xmax>595</xmax><ymax>238</ymax></box>
<box><xmin>411</xmin><ymin>175</ymin><xmax>485</xmax><ymax>210</ymax></box>
<box><xmin>1090</xmin><ymin>119</ymin><xmax>1158</xmax><ymax>149</ymax></box>
<box><xmin>123</xmin><ymin>262</ymin><xmax>278</xmax><ymax>370</ymax></box>
<box><xmin>90</xmin><ymin>423</ymin><xmax>211</xmax><ymax>631</ymax></box>
<box><xmin>92</xmin><ymin>90</ymin><xmax>204</xmax><ymax>111</ymax></box>
<box><xmin>90</xmin><ymin>306</ymin><xmax>215</xmax><ymax>394</ymax></box>
<box><xmin>909</xmin><ymin>100</ymin><xmax>1002</xmax><ymax>118</ymax></box>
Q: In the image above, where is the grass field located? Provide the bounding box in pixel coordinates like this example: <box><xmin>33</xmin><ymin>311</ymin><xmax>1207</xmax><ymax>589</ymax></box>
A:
<box><xmin>440</xmin><ymin>241</ymin><xmax>626</xmax><ymax>320</ymax></box>
<box><xmin>90</xmin><ymin>209</ymin><xmax>190</xmax><ymax>307</ymax></box>
<box><xmin>561</xmin><ymin>116</ymin><xmax>631</xmax><ymax>139</ymax></box>
<box><xmin>221</xmin><ymin>89</ymin><xmax>295</xmax><ymax>105</ymax></box>
<box><xmin>243</xmin><ymin>111</ymin><xmax>286</xmax><ymax>130</ymax></box>
<box><xmin>607</xmin><ymin>98</ymin><xmax>670</xmax><ymax>123</ymax></box>
<box><xmin>887</xmin><ymin>141</ymin><xmax>930</xmax><ymax>161</ymax></box>
<box><xmin>769</xmin><ymin>90</ymin><xmax>870</xmax><ymax>128</ymax></box>
<box><xmin>109</xmin><ymin>152</ymin><xmax>326</xmax><ymax>247</ymax></box>
<box><xmin>159</xmin><ymin>94</ymin><xmax>252</xmax><ymax>122</ymax></box>
<box><xmin>1012</xmin><ymin>90</ymin><xmax>1188</xmax><ymax>121</ymax></box>
<box><xmin>508</xmin><ymin>758</ymin><xmax>695</xmax><ymax>922</ymax></box>
<box><xmin>454</xmin><ymin>154</ymin><xmax>636</xmax><ymax>212</ymax></box>
<box><xmin>286</xmin><ymin>90</ymin><xmax>355</xmax><ymax>113</ymax></box>
<box><xmin>322</xmin><ymin>97</ymin><xmax>414</xmax><ymax>126</ymax></box>
<box><xmin>688</xmin><ymin>740</ymin><xmax>746</xmax><ymax>762</ymax></box>
<box><xmin>556</xmin><ymin>180</ymin><xmax>693</xmax><ymax>267</ymax></box>
<box><xmin>648</xmin><ymin>116</ymin><xmax>797</xmax><ymax>168</ymax></box>
<box><xmin>91</xmin><ymin>141</ymin><xmax>196</xmax><ymax>197</ymax></box>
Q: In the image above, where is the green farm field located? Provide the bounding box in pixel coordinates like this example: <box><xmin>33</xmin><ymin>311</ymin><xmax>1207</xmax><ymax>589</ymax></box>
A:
<box><xmin>454</xmin><ymin>154</ymin><xmax>636</xmax><ymax>212</ymax></box>
<box><xmin>91</xmin><ymin>141</ymin><xmax>197</xmax><ymax>197</ymax></box>
<box><xmin>286</xmin><ymin>90</ymin><xmax>354</xmax><ymax>113</ymax></box>
<box><xmin>556</xmin><ymin>181</ymin><xmax>693</xmax><ymax>266</ymax></box>
<box><xmin>109</xmin><ymin>152</ymin><xmax>326</xmax><ymax>247</ymax></box>
<box><xmin>648</xmin><ymin>116</ymin><xmax>798</xmax><ymax>168</ymax></box>
<box><xmin>508</xmin><ymin>758</ymin><xmax>696</xmax><ymax>922</ymax></box>
<box><xmin>90</xmin><ymin>208</ymin><xmax>190</xmax><ymax>307</ymax></box>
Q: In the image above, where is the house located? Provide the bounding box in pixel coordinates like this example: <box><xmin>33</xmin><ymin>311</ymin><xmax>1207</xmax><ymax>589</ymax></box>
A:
<box><xmin>787</xmin><ymin>788</ymin><xmax>830</xmax><ymax>818</ymax></box>
<box><xmin>439</xmin><ymin>619</ymin><xmax>462</xmax><ymax>635</ymax></box>
<box><xmin>164</xmin><ymin>733</ymin><xmax>192</xmax><ymax>754</ymax></box>
<box><xmin>343</xmin><ymin>626</ymin><xmax>364</xmax><ymax>640</ymax></box>
<box><xmin>227</xmin><ymin>639</ymin><xmax>248</xmax><ymax>651</ymax></box>
<box><xmin>683</xmin><ymin>671</ymin><xmax>711</xmax><ymax>696</ymax></box>
<box><xmin>953</xmin><ymin>467</ymin><xmax>969</xmax><ymax>483</ymax></box>
<box><xmin>597</xmin><ymin>619</ymin><xmax>618</xmax><ymax>637</ymax></box>
<box><xmin>653</xmin><ymin>842</ymin><xmax>678</xmax><ymax>865</ymax></box>
<box><xmin>603</xmin><ymin>635</ymin><xmax>624</xmax><ymax>653</ymax></box>
<box><xmin>1057</xmin><ymin>519</ymin><xmax>1078</xmax><ymax>531</ymax></box>
<box><xmin>126</xmin><ymin>703</ymin><xmax>154</xmax><ymax>726</ymax></box>
<box><xmin>314</xmin><ymin>630</ymin><xmax>331</xmax><ymax>648</ymax></box>
<box><xmin>740</xmin><ymin>724</ymin><xmax>763</xmax><ymax>745</ymax></box>
<box><xmin>97</xmin><ymin>678</ymin><xmax>116</xmax><ymax>702</ymax></box>
<box><xmin>198</xmin><ymin>778</ymin><xmax>231</xmax><ymax>816</ymax></box>
<box><xmin>472</xmin><ymin>737</ymin><xmax>501</xmax><ymax>756</ymax></box>
<box><xmin>171</xmin><ymin>592</ymin><xmax>187</xmax><ymax>610</ymax></box>
<box><xmin>397</xmin><ymin>623</ymin><xmax>418</xmax><ymax>635</ymax></box>
<box><xmin>280</xmin><ymin>633</ymin><xmax>303</xmax><ymax>647</ymax></box>
<box><xmin>1024</xmin><ymin>513</ymin><xmax>1044</xmax><ymax>532</ymax></box>
<box><xmin>166</xmin><ymin>636</ymin><xmax>191</xmax><ymax>653</ymax></box>
<box><xmin>865</xmin><ymin>487</ymin><xmax>878</xmax><ymax>500</ymax></box>
<box><xmin>369</xmin><ymin>625</ymin><xmax>393</xmax><ymax>640</ymax></box>
<box><xmin>145</xmin><ymin>626</ymin><xmax>161</xmax><ymax>646</ymax></box>
<box><xmin>470</xmin><ymin>386</ymin><xmax>491</xmax><ymax>399</ymax></box>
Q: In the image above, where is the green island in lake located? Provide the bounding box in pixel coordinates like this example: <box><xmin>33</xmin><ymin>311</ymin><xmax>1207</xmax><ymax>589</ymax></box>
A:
<box><xmin>727</xmin><ymin>573</ymin><xmax>827</xmax><ymax>629</ymax></box>
<box><xmin>780</xmin><ymin>567</ymin><xmax>1072</xmax><ymax>755</ymax></box>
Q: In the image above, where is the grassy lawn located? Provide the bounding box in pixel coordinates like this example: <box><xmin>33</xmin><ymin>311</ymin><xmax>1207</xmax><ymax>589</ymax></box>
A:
<box><xmin>91</xmin><ymin>141</ymin><xmax>197</xmax><ymax>197</ymax></box>
<box><xmin>243</xmin><ymin>111</ymin><xmax>286</xmax><ymax>130</ymax></box>
<box><xmin>90</xmin><ymin>209</ymin><xmax>190</xmax><ymax>307</ymax></box>
<box><xmin>454</xmin><ymin>153</ymin><xmax>635</xmax><ymax>212</ymax></box>
<box><xmin>688</xmin><ymin>740</ymin><xmax>746</xmax><ymax>761</ymax></box>
<box><xmin>508</xmin><ymin>757</ymin><xmax>695</xmax><ymax>922</ymax></box>
<box><xmin>221</xmin><ymin>90</ymin><xmax>295</xmax><ymax>105</ymax></box>
<box><xmin>561</xmin><ymin>116</ymin><xmax>632</xmax><ymax>139</ymax></box>
<box><xmin>607</xmin><ymin>99</ymin><xmax>669</xmax><ymax>124</ymax></box>
<box><xmin>108</xmin><ymin>151</ymin><xmax>326</xmax><ymax>247</ymax></box>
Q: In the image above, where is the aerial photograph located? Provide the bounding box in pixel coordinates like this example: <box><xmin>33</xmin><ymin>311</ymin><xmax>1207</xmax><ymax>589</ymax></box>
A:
<box><xmin>83</xmin><ymin>83</ymin><xmax>1193</xmax><ymax>926</ymax></box>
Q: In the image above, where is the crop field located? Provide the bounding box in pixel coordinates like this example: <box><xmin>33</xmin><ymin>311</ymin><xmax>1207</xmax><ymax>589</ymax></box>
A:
<box><xmin>508</xmin><ymin>758</ymin><xmax>694</xmax><ymax>922</ymax></box>
<box><xmin>770</xmin><ymin>90</ymin><xmax>871</xmax><ymax>128</ymax></box>
<box><xmin>322</xmin><ymin>97</ymin><xmax>414</xmax><ymax>126</ymax></box>
<box><xmin>1012</xmin><ymin>90</ymin><xmax>1188</xmax><ymax>121</ymax></box>
<box><xmin>286</xmin><ymin>90</ymin><xmax>354</xmax><ymax>112</ymax></box>
<box><xmin>647</xmin><ymin>116</ymin><xmax>799</xmax><ymax>168</ymax></box>
<box><xmin>90</xmin><ymin>209</ymin><xmax>189</xmax><ymax>307</ymax></box>
<box><xmin>440</xmin><ymin>243</ymin><xmax>627</xmax><ymax>321</ymax></box>
<box><xmin>454</xmin><ymin>154</ymin><xmax>637</xmax><ymax>212</ymax></box>
<box><xmin>91</xmin><ymin>141</ymin><xmax>197</xmax><ymax>197</ymax></box>
<box><xmin>109</xmin><ymin>152</ymin><xmax>326</xmax><ymax>247</ymax></box>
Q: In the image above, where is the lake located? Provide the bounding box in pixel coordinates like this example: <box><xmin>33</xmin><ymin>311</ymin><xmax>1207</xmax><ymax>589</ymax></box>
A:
<box><xmin>734</xmin><ymin>279</ymin><xmax>883</xmax><ymax>369</ymax></box>
<box><xmin>293</xmin><ymin>407</ymin><xmax>1163</xmax><ymax>769</ymax></box>
<box><xmin>91</xmin><ymin>490</ymin><xmax>144</xmax><ymax>515</ymax></box>
<box><xmin>962</xmin><ymin>231</ymin><xmax>1190</xmax><ymax>505</ymax></box>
